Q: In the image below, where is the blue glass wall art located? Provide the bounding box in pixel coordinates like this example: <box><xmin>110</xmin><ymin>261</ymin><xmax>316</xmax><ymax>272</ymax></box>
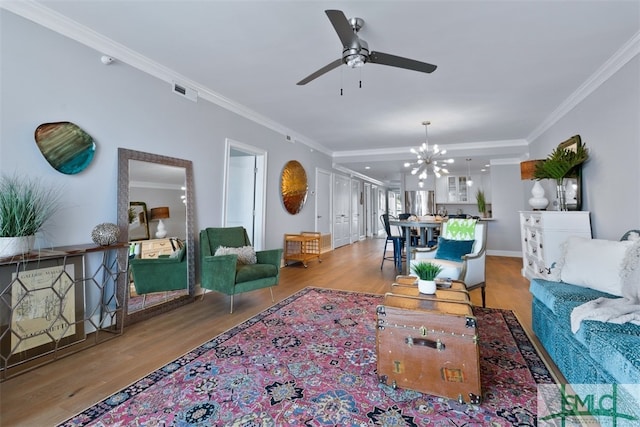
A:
<box><xmin>34</xmin><ymin>122</ymin><xmax>96</xmax><ymax>174</ymax></box>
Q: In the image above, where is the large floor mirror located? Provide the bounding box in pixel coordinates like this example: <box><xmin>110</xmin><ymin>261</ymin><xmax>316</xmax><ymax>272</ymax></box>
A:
<box><xmin>117</xmin><ymin>148</ymin><xmax>195</xmax><ymax>325</ymax></box>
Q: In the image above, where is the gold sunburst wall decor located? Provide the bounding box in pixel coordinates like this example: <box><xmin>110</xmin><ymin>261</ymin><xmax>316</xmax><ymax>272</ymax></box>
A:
<box><xmin>280</xmin><ymin>160</ymin><xmax>308</xmax><ymax>215</ymax></box>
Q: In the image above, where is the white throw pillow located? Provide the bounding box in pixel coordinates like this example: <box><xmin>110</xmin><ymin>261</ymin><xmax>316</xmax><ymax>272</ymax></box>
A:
<box><xmin>214</xmin><ymin>245</ymin><xmax>257</xmax><ymax>264</ymax></box>
<box><xmin>560</xmin><ymin>236</ymin><xmax>634</xmax><ymax>296</ymax></box>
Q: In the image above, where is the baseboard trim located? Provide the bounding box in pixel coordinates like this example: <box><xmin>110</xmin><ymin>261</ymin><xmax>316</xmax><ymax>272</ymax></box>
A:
<box><xmin>487</xmin><ymin>250</ymin><xmax>521</xmax><ymax>257</ymax></box>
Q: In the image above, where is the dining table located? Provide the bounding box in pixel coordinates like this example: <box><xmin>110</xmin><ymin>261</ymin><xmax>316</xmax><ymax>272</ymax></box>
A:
<box><xmin>389</xmin><ymin>219</ymin><xmax>442</xmax><ymax>275</ymax></box>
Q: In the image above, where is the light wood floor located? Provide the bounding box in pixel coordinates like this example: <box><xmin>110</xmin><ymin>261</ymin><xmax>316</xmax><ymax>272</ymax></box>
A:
<box><xmin>0</xmin><ymin>237</ymin><xmax>560</xmax><ymax>426</ymax></box>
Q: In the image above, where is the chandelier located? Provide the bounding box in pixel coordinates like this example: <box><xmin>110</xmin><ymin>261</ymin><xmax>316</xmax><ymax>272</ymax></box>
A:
<box><xmin>405</xmin><ymin>121</ymin><xmax>454</xmax><ymax>188</ymax></box>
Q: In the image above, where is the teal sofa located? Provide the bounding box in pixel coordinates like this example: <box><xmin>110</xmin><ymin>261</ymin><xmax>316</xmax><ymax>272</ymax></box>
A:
<box><xmin>531</xmin><ymin>279</ymin><xmax>640</xmax><ymax>383</ymax></box>
<box><xmin>531</xmin><ymin>278</ymin><xmax>640</xmax><ymax>421</ymax></box>
<box><xmin>200</xmin><ymin>227</ymin><xmax>283</xmax><ymax>313</ymax></box>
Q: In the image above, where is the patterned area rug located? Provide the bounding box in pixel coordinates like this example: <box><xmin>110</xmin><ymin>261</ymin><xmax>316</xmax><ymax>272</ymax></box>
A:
<box><xmin>60</xmin><ymin>287</ymin><xmax>554</xmax><ymax>426</ymax></box>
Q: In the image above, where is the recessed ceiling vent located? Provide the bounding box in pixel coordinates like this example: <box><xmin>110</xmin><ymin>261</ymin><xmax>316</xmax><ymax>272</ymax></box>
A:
<box><xmin>172</xmin><ymin>81</ymin><xmax>197</xmax><ymax>102</ymax></box>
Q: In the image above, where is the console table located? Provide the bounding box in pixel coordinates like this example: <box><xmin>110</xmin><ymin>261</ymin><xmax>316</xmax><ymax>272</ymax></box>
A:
<box><xmin>0</xmin><ymin>243</ymin><xmax>128</xmax><ymax>380</ymax></box>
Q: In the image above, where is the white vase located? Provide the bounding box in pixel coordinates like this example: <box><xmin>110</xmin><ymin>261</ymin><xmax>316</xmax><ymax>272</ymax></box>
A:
<box><xmin>0</xmin><ymin>236</ymin><xmax>35</xmax><ymax>258</ymax></box>
<box><xmin>418</xmin><ymin>279</ymin><xmax>436</xmax><ymax>294</ymax></box>
<box><xmin>528</xmin><ymin>180</ymin><xmax>549</xmax><ymax>210</ymax></box>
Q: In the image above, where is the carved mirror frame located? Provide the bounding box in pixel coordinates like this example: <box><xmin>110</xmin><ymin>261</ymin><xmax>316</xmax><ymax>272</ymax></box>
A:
<box><xmin>117</xmin><ymin>148</ymin><xmax>195</xmax><ymax>325</ymax></box>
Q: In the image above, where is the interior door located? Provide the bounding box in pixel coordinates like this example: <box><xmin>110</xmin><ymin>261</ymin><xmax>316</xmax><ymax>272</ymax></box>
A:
<box><xmin>333</xmin><ymin>174</ymin><xmax>350</xmax><ymax>248</ymax></box>
<box><xmin>350</xmin><ymin>179</ymin><xmax>361</xmax><ymax>243</ymax></box>
<box><xmin>364</xmin><ymin>182</ymin><xmax>371</xmax><ymax>237</ymax></box>
<box><xmin>315</xmin><ymin>169</ymin><xmax>332</xmax><ymax>238</ymax></box>
<box><xmin>227</xmin><ymin>153</ymin><xmax>255</xmax><ymax>237</ymax></box>
<box><xmin>371</xmin><ymin>185</ymin><xmax>379</xmax><ymax>236</ymax></box>
<box><xmin>223</xmin><ymin>139</ymin><xmax>265</xmax><ymax>250</ymax></box>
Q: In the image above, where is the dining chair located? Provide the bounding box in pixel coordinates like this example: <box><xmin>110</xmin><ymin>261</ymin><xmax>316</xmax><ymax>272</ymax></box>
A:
<box><xmin>380</xmin><ymin>214</ymin><xmax>404</xmax><ymax>272</ymax></box>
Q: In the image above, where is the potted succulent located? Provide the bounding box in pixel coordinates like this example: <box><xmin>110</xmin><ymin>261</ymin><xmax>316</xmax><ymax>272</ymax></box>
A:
<box><xmin>0</xmin><ymin>174</ymin><xmax>61</xmax><ymax>258</ymax></box>
<box><xmin>475</xmin><ymin>189</ymin><xmax>487</xmax><ymax>217</ymax></box>
<box><xmin>534</xmin><ymin>139</ymin><xmax>589</xmax><ymax>211</ymax></box>
<box><xmin>411</xmin><ymin>261</ymin><xmax>443</xmax><ymax>294</ymax></box>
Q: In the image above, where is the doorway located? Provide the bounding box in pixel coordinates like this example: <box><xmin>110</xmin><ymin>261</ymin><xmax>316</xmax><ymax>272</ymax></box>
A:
<box><xmin>223</xmin><ymin>139</ymin><xmax>266</xmax><ymax>250</ymax></box>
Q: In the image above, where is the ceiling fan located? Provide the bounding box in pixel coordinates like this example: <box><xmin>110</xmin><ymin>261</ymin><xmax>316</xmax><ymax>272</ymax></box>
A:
<box><xmin>297</xmin><ymin>9</ymin><xmax>437</xmax><ymax>85</ymax></box>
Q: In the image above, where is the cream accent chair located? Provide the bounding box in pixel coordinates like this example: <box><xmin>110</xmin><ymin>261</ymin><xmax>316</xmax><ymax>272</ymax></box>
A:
<box><xmin>411</xmin><ymin>220</ymin><xmax>487</xmax><ymax>307</ymax></box>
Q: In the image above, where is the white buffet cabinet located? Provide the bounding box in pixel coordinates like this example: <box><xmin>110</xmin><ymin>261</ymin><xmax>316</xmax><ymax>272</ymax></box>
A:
<box><xmin>519</xmin><ymin>211</ymin><xmax>592</xmax><ymax>280</ymax></box>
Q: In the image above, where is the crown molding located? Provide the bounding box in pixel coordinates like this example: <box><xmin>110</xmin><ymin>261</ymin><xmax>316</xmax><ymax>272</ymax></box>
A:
<box><xmin>332</xmin><ymin>164</ymin><xmax>385</xmax><ymax>186</ymax></box>
<box><xmin>528</xmin><ymin>30</ymin><xmax>640</xmax><ymax>142</ymax></box>
<box><xmin>332</xmin><ymin>139</ymin><xmax>529</xmax><ymax>159</ymax></box>
<box><xmin>0</xmin><ymin>1</ymin><xmax>333</xmax><ymax>157</ymax></box>
<box><xmin>490</xmin><ymin>157</ymin><xmax>523</xmax><ymax>166</ymax></box>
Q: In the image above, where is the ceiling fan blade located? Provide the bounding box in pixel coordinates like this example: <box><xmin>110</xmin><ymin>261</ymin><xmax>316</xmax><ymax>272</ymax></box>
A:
<box><xmin>369</xmin><ymin>51</ymin><xmax>437</xmax><ymax>74</ymax></box>
<box><xmin>297</xmin><ymin>59</ymin><xmax>343</xmax><ymax>85</ymax></box>
<box><xmin>325</xmin><ymin>9</ymin><xmax>360</xmax><ymax>49</ymax></box>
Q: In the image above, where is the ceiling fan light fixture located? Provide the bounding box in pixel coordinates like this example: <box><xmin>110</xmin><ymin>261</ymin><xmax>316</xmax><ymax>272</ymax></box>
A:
<box><xmin>296</xmin><ymin>10</ymin><xmax>437</xmax><ymax>85</ymax></box>
<box><xmin>346</xmin><ymin>53</ymin><xmax>366</xmax><ymax>68</ymax></box>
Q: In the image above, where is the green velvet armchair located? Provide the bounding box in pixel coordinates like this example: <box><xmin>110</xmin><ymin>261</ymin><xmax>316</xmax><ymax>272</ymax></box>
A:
<box><xmin>200</xmin><ymin>227</ymin><xmax>283</xmax><ymax>313</ymax></box>
<box><xmin>129</xmin><ymin>245</ymin><xmax>188</xmax><ymax>307</ymax></box>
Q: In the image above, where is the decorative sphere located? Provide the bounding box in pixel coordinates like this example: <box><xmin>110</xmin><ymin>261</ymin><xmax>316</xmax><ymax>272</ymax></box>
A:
<box><xmin>91</xmin><ymin>223</ymin><xmax>120</xmax><ymax>246</ymax></box>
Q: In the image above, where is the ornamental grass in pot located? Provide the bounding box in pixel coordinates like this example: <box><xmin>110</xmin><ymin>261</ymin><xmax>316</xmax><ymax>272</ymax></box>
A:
<box><xmin>411</xmin><ymin>261</ymin><xmax>443</xmax><ymax>294</ymax></box>
<box><xmin>0</xmin><ymin>174</ymin><xmax>61</xmax><ymax>258</ymax></box>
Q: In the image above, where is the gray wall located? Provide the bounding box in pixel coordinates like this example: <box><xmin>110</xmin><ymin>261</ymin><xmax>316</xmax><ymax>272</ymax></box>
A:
<box><xmin>0</xmin><ymin>11</ymin><xmax>334</xmax><ymax>253</ymax></box>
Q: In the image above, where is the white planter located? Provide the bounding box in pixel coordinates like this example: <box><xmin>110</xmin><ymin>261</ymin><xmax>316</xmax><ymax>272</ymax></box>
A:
<box><xmin>418</xmin><ymin>279</ymin><xmax>436</xmax><ymax>294</ymax></box>
<box><xmin>0</xmin><ymin>236</ymin><xmax>35</xmax><ymax>258</ymax></box>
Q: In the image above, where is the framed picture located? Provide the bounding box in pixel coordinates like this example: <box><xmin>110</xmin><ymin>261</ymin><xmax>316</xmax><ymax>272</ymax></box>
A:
<box><xmin>557</xmin><ymin>135</ymin><xmax>583</xmax><ymax>211</ymax></box>
<box><xmin>0</xmin><ymin>255</ymin><xmax>85</xmax><ymax>367</ymax></box>
<box><xmin>129</xmin><ymin>201</ymin><xmax>150</xmax><ymax>241</ymax></box>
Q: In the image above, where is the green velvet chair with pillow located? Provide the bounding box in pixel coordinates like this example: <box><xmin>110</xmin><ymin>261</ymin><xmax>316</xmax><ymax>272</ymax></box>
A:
<box><xmin>129</xmin><ymin>244</ymin><xmax>188</xmax><ymax>307</ymax></box>
<box><xmin>200</xmin><ymin>226</ymin><xmax>283</xmax><ymax>313</ymax></box>
<box><xmin>412</xmin><ymin>218</ymin><xmax>487</xmax><ymax>306</ymax></box>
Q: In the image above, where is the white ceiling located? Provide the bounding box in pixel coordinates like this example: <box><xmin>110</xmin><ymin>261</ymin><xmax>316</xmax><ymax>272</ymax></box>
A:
<box><xmin>8</xmin><ymin>1</ymin><xmax>640</xmax><ymax>185</ymax></box>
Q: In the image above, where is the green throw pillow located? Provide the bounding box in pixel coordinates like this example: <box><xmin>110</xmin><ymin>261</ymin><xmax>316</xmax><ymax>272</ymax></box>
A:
<box><xmin>435</xmin><ymin>237</ymin><xmax>475</xmax><ymax>262</ymax></box>
<box><xmin>442</xmin><ymin>218</ymin><xmax>477</xmax><ymax>240</ymax></box>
